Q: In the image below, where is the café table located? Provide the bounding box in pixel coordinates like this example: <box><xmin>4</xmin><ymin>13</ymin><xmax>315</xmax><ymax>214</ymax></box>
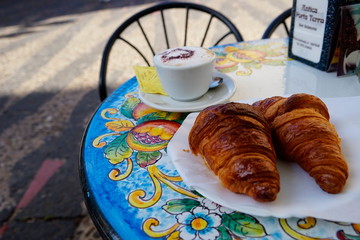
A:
<box><xmin>79</xmin><ymin>38</ymin><xmax>360</xmax><ymax>240</ymax></box>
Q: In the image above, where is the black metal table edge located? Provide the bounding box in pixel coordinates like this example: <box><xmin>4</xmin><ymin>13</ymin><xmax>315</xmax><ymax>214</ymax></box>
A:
<box><xmin>78</xmin><ymin>106</ymin><xmax>122</xmax><ymax>240</ymax></box>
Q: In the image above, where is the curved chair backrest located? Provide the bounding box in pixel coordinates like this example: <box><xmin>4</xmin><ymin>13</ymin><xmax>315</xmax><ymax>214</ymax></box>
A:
<box><xmin>99</xmin><ymin>1</ymin><xmax>244</xmax><ymax>101</ymax></box>
<box><xmin>262</xmin><ymin>8</ymin><xmax>292</xmax><ymax>39</ymax></box>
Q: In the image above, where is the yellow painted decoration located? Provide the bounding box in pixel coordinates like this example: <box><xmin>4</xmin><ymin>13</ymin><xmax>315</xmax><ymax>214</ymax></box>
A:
<box><xmin>353</xmin><ymin>223</ymin><xmax>360</xmax><ymax>234</ymax></box>
<box><xmin>156</xmin><ymin>168</ymin><xmax>183</xmax><ymax>182</ymax></box>
<box><xmin>191</xmin><ymin>218</ymin><xmax>208</xmax><ymax>231</ymax></box>
<box><xmin>92</xmin><ymin>133</ymin><xmax>120</xmax><ymax>148</ymax></box>
<box><xmin>166</xmin><ymin>230</ymin><xmax>181</xmax><ymax>240</ymax></box>
<box><xmin>108</xmin><ymin>158</ymin><xmax>133</xmax><ymax>181</ymax></box>
<box><xmin>105</xmin><ymin>120</ymin><xmax>134</xmax><ymax>132</ymax></box>
<box><xmin>297</xmin><ymin>217</ymin><xmax>317</xmax><ymax>229</ymax></box>
<box><xmin>101</xmin><ymin>108</ymin><xmax>120</xmax><ymax>120</ymax></box>
<box><xmin>143</xmin><ymin>218</ymin><xmax>180</xmax><ymax>238</ymax></box>
<box><xmin>215</xmin><ymin>57</ymin><xmax>238</xmax><ymax>69</ymax></box>
<box><xmin>148</xmin><ymin>165</ymin><xmax>198</xmax><ymax>199</ymax></box>
<box><xmin>128</xmin><ymin>165</ymin><xmax>197</xmax><ymax>209</ymax></box>
<box><xmin>223</xmin><ymin>46</ymin><xmax>240</xmax><ymax>52</ymax></box>
<box><xmin>236</xmin><ymin>68</ymin><xmax>253</xmax><ymax>76</ymax></box>
<box><xmin>128</xmin><ymin>166</ymin><xmax>162</xmax><ymax>208</ymax></box>
<box><xmin>128</xmin><ymin>189</ymin><xmax>161</xmax><ymax>209</ymax></box>
<box><xmin>149</xmin><ymin>126</ymin><xmax>165</xmax><ymax>137</ymax></box>
<box><xmin>279</xmin><ymin>219</ymin><xmax>332</xmax><ymax>240</ymax></box>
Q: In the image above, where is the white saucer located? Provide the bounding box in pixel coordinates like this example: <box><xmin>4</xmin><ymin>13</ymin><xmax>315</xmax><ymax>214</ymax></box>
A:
<box><xmin>138</xmin><ymin>72</ymin><xmax>236</xmax><ymax>112</ymax></box>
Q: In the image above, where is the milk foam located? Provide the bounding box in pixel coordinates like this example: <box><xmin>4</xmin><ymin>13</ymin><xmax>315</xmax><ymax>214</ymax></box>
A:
<box><xmin>155</xmin><ymin>47</ymin><xmax>215</xmax><ymax>66</ymax></box>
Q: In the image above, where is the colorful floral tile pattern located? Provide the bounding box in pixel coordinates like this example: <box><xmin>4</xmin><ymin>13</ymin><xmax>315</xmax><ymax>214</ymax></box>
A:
<box><xmin>81</xmin><ymin>39</ymin><xmax>360</xmax><ymax>240</ymax></box>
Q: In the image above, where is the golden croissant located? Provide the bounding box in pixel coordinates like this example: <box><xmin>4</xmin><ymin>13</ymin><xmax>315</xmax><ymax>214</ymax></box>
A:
<box><xmin>188</xmin><ymin>102</ymin><xmax>280</xmax><ymax>202</ymax></box>
<box><xmin>253</xmin><ymin>93</ymin><xmax>348</xmax><ymax>194</ymax></box>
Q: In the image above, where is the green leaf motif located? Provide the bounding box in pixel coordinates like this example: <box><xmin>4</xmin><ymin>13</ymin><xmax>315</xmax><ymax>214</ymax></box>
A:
<box><xmin>190</xmin><ymin>190</ymin><xmax>204</xmax><ymax>198</ymax></box>
<box><xmin>162</xmin><ymin>199</ymin><xmax>201</xmax><ymax>214</ymax></box>
<box><xmin>137</xmin><ymin>112</ymin><xmax>187</xmax><ymax>124</ymax></box>
<box><xmin>217</xmin><ymin>226</ymin><xmax>232</xmax><ymax>240</ymax></box>
<box><xmin>135</xmin><ymin>151</ymin><xmax>162</xmax><ymax>168</ymax></box>
<box><xmin>121</xmin><ymin>97</ymin><xmax>141</xmax><ymax>118</ymax></box>
<box><xmin>137</xmin><ymin>112</ymin><xmax>171</xmax><ymax>124</ymax></box>
<box><xmin>173</xmin><ymin>113</ymin><xmax>189</xmax><ymax>124</ymax></box>
<box><xmin>105</xmin><ymin>134</ymin><xmax>133</xmax><ymax>164</ymax></box>
<box><xmin>221</xmin><ymin>212</ymin><xmax>267</xmax><ymax>238</ymax></box>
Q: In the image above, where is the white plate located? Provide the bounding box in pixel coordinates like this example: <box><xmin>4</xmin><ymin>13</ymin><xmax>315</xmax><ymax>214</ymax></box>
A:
<box><xmin>167</xmin><ymin>96</ymin><xmax>360</xmax><ymax>222</ymax></box>
<box><xmin>138</xmin><ymin>72</ymin><xmax>236</xmax><ymax>112</ymax></box>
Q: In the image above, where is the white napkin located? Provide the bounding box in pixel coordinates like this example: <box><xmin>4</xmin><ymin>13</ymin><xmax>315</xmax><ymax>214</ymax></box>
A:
<box><xmin>167</xmin><ymin>96</ymin><xmax>360</xmax><ymax>222</ymax></box>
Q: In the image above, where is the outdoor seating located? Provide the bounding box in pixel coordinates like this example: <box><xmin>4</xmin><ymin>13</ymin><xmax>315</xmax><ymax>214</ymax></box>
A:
<box><xmin>98</xmin><ymin>1</ymin><xmax>244</xmax><ymax>101</ymax></box>
<box><xmin>262</xmin><ymin>8</ymin><xmax>292</xmax><ymax>39</ymax></box>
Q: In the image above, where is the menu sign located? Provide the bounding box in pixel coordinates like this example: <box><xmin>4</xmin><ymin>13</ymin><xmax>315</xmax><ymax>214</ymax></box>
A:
<box><xmin>288</xmin><ymin>0</ymin><xmax>360</xmax><ymax>76</ymax></box>
<box><xmin>291</xmin><ymin>1</ymin><xmax>328</xmax><ymax>64</ymax></box>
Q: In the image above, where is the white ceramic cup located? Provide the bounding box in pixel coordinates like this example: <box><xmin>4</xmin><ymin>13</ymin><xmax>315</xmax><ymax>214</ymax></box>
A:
<box><xmin>154</xmin><ymin>46</ymin><xmax>216</xmax><ymax>101</ymax></box>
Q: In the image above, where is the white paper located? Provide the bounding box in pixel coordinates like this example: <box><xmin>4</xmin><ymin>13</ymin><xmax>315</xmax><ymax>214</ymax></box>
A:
<box><xmin>167</xmin><ymin>96</ymin><xmax>360</xmax><ymax>222</ymax></box>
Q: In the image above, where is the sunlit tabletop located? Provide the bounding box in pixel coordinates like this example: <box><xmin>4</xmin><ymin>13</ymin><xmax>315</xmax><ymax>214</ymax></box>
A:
<box><xmin>80</xmin><ymin>38</ymin><xmax>360</xmax><ymax>240</ymax></box>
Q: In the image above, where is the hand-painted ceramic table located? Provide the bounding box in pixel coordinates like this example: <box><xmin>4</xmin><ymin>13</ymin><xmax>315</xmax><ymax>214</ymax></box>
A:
<box><xmin>79</xmin><ymin>38</ymin><xmax>360</xmax><ymax>240</ymax></box>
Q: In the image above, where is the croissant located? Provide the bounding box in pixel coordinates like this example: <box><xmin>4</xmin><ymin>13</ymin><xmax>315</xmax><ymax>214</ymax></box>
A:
<box><xmin>253</xmin><ymin>93</ymin><xmax>348</xmax><ymax>194</ymax></box>
<box><xmin>188</xmin><ymin>102</ymin><xmax>280</xmax><ymax>202</ymax></box>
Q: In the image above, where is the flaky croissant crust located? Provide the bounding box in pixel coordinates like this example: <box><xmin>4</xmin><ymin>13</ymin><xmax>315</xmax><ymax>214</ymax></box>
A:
<box><xmin>189</xmin><ymin>102</ymin><xmax>280</xmax><ymax>202</ymax></box>
<box><xmin>253</xmin><ymin>93</ymin><xmax>348</xmax><ymax>194</ymax></box>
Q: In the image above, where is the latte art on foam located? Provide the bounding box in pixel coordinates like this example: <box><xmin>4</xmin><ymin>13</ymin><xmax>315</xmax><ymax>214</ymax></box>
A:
<box><xmin>155</xmin><ymin>47</ymin><xmax>215</xmax><ymax>66</ymax></box>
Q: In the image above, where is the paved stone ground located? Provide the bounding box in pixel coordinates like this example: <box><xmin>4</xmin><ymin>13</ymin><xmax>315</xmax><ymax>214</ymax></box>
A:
<box><xmin>0</xmin><ymin>0</ymin><xmax>291</xmax><ymax>239</ymax></box>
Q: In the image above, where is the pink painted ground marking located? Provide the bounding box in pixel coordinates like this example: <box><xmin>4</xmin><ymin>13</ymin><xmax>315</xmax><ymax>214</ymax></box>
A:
<box><xmin>17</xmin><ymin>159</ymin><xmax>65</xmax><ymax>209</ymax></box>
<box><xmin>0</xmin><ymin>225</ymin><xmax>9</xmax><ymax>238</ymax></box>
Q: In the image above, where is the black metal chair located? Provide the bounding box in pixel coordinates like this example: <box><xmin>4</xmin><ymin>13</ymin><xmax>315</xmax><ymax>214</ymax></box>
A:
<box><xmin>99</xmin><ymin>1</ymin><xmax>244</xmax><ymax>101</ymax></box>
<box><xmin>262</xmin><ymin>8</ymin><xmax>292</xmax><ymax>39</ymax></box>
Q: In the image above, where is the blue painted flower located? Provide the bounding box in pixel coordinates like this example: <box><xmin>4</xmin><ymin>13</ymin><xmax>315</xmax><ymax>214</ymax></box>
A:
<box><xmin>176</xmin><ymin>206</ymin><xmax>221</xmax><ymax>240</ymax></box>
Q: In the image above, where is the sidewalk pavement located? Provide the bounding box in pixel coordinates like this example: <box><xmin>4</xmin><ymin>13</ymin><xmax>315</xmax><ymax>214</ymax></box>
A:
<box><xmin>0</xmin><ymin>0</ymin><xmax>291</xmax><ymax>239</ymax></box>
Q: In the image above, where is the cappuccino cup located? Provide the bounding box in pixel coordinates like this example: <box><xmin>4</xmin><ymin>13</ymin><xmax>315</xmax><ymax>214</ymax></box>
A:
<box><xmin>154</xmin><ymin>46</ymin><xmax>216</xmax><ymax>101</ymax></box>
